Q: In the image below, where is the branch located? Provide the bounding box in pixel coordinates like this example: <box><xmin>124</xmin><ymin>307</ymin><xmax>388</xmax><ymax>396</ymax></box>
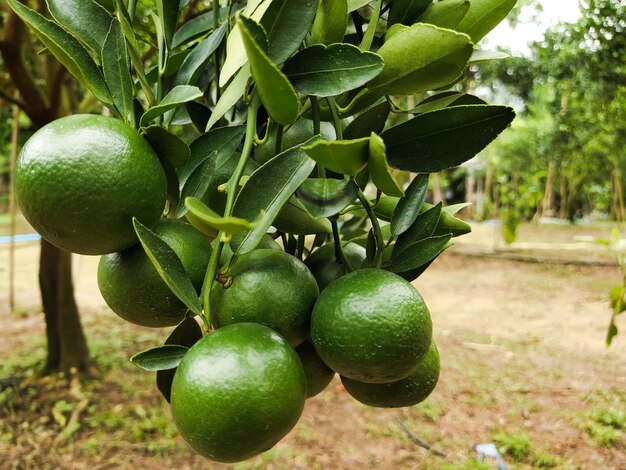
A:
<box><xmin>0</xmin><ymin>3</ymin><xmax>53</xmax><ymax>128</ymax></box>
<box><xmin>396</xmin><ymin>420</ymin><xmax>447</xmax><ymax>458</ymax></box>
<box><xmin>0</xmin><ymin>88</ymin><xmax>26</xmax><ymax>109</ymax></box>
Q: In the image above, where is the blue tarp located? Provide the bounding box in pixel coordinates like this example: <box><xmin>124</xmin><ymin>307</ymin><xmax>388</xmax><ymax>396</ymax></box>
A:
<box><xmin>0</xmin><ymin>233</ymin><xmax>41</xmax><ymax>244</ymax></box>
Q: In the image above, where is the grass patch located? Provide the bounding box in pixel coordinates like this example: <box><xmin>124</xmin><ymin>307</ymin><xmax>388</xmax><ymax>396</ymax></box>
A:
<box><xmin>494</xmin><ymin>430</ymin><xmax>533</xmax><ymax>462</ymax></box>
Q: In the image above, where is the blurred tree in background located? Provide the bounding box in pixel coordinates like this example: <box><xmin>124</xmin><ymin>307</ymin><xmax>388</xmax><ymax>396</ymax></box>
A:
<box><xmin>475</xmin><ymin>0</ymin><xmax>626</xmax><ymax>240</ymax></box>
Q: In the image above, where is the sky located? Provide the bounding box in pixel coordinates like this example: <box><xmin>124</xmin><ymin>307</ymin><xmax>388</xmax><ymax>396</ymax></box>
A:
<box><xmin>485</xmin><ymin>0</ymin><xmax>583</xmax><ymax>54</ymax></box>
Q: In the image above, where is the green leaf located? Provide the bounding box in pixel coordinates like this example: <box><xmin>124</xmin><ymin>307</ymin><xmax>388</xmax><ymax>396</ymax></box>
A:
<box><xmin>186</xmin><ymin>197</ymin><xmax>261</xmax><ymax>234</ymax></box>
<box><xmin>348</xmin><ymin>0</ymin><xmax>370</xmax><ymax>11</ymax></box>
<box><xmin>172</xmin><ymin>12</ymin><xmax>214</xmax><ymax>49</ymax></box>
<box><xmin>426</xmin><ymin>202</ymin><xmax>472</xmax><ymax>236</ymax></box>
<box><xmin>391</xmin><ymin>174</ymin><xmax>429</xmax><ymax>236</ymax></box>
<box><xmin>469</xmin><ymin>49</ymin><xmax>510</xmax><ymax>64</ymax></box>
<box><xmin>411</xmin><ymin>93</ymin><xmax>464</xmax><ymax>114</ymax></box>
<box><xmin>456</xmin><ymin>0</ymin><xmax>518</xmax><ymax>43</ymax></box>
<box><xmin>606</xmin><ymin>319</ymin><xmax>618</xmax><ymax>347</ymax></box>
<box><xmin>143</xmin><ymin>125</ymin><xmax>190</xmax><ymax>169</ymax></box>
<box><xmin>174</xmin><ymin>21</ymin><xmax>228</xmax><ymax>87</ymax></box>
<box><xmin>239</xmin><ymin>17</ymin><xmax>300</xmax><ymax>125</ymax></box>
<box><xmin>102</xmin><ymin>19</ymin><xmax>134</xmax><ymax>122</ymax></box>
<box><xmin>366</xmin><ymin>23</ymin><xmax>473</xmax><ymax>96</ymax></box>
<box><xmin>382</xmin><ymin>105</ymin><xmax>515</xmax><ymax>172</ymax></box>
<box><xmin>310</xmin><ymin>0</ymin><xmax>348</xmax><ymax>45</ymax></box>
<box><xmin>296</xmin><ymin>178</ymin><xmax>359</xmax><ymax>218</ymax></box>
<box><xmin>369</xmin><ymin>133</ymin><xmax>404</xmax><ymax>197</ymax></box>
<box><xmin>179</xmin><ymin>125</ymin><xmax>246</xmax><ymax>186</ymax></box>
<box><xmin>140</xmin><ymin>85</ymin><xmax>204</xmax><ymax>128</ymax></box>
<box><xmin>206</xmin><ymin>63</ymin><xmax>250</xmax><ymax>131</ymax></box>
<box><xmin>273</xmin><ymin>198</ymin><xmax>333</xmax><ymax>234</ymax></box>
<box><xmin>177</xmin><ymin>153</ymin><xmax>217</xmax><ymax>218</ymax></box>
<box><xmin>302</xmin><ymin>137</ymin><xmax>370</xmax><ymax>175</ymax></box>
<box><xmin>387</xmin><ymin>234</ymin><xmax>452</xmax><ymax>274</ymax></box>
<box><xmin>156</xmin><ymin>317</ymin><xmax>203</xmax><ymax>402</ymax></box>
<box><xmin>282</xmin><ymin>44</ymin><xmax>384</xmax><ymax>98</ymax></box>
<box><xmin>47</xmin><ymin>0</ymin><xmax>113</xmax><ymax>61</ymax></box>
<box><xmin>388</xmin><ymin>0</ymin><xmax>433</xmax><ymax>26</ymax></box>
<box><xmin>130</xmin><ymin>345</ymin><xmax>188</xmax><ymax>371</ymax></box>
<box><xmin>443</xmin><ymin>202</ymin><xmax>472</xmax><ymax>215</ymax></box>
<box><xmin>186</xmin><ymin>102</ymin><xmax>212</xmax><ymax>133</ymax></box>
<box><xmin>395</xmin><ymin>202</ymin><xmax>442</xmax><ymax>252</ymax></box>
<box><xmin>157</xmin><ymin>0</ymin><xmax>180</xmax><ymax>49</ymax></box>
<box><xmin>260</xmin><ymin>0</ymin><xmax>320</xmax><ymax>64</ymax></box>
<box><xmin>231</xmin><ymin>146</ymin><xmax>317</xmax><ymax>254</ymax></box>
<box><xmin>418</xmin><ymin>0</ymin><xmax>471</xmax><ymax>29</ymax></box>
<box><xmin>133</xmin><ymin>218</ymin><xmax>202</xmax><ymax>316</ymax></box>
<box><xmin>8</xmin><ymin>0</ymin><xmax>113</xmax><ymax>106</ymax></box>
<box><xmin>344</xmin><ymin>101</ymin><xmax>391</xmax><ymax>140</ymax></box>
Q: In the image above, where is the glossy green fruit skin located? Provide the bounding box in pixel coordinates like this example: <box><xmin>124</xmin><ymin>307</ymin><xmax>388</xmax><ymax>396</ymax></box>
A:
<box><xmin>211</xmin><ymin>249</ymin><xmax>319</xmax><ymax>346</ymax></box>
<box><xmin>170</xmin><ymin>323</ymin><xmax>306</xmax><ymax>463</ymax></box>
<box><xmin>15</xmin><ymin>114</ymin><xmax>166</xmax><ymax>255</ymax></box>
<box><xmin>311</xmin><ymin>268</ymin><xmax>432</xmax><ymax>383</ymax></box>
<box><xmin>341</xmin><ymin>341</ymin><xmax>440</xmax><ymax>408</ymax></box>
<box><xmin>295</xmin><ymin>337</ymin><xmax>335</xmax><ymax>398</ymax></box>
<box><xmin>98</xmin><ymin>218</ymin><xmax>211</xmax><ymax>327</ymax></box>
<box><xmin>305</xmin><ymin>242</ymin><xmax>366</xmax><ymax>291</ymax></box>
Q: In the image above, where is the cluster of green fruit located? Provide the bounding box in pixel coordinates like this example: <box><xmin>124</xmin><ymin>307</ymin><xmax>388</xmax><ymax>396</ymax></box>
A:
<box><xmin>15</xmin><ymin>114</ymin><xmax>440</xmax><ymax>463</ymax></box>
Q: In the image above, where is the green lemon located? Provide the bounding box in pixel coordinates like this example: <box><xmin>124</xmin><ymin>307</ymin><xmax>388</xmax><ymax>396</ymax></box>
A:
<box><xmin>341</xmin><ymin>341</ymin><xmax>440</xmax><ymax>408</ymax></box>
<box><xmin>98</xmin><ymin>218</ymin><xmax>211</xmax><ymax>327</ymax></box>
<box><xmin>170</xmin><ymin>323</ymin><xmax>306</xmax><ymax>463</ymax></box>
<box><xmin>295</xmin><ymin>337</ymin><xmax>335</xmax><ymax>398</ymax></box>
<box><xmin>15</xmin><ymin>114</ymin><xmax>166</xmax><ymax>255</ymax></box>
<box><xmin>305</xmin><ymin>242</ymin><xmax>366</xmax><ymax>291</ymax></box>
<box><xmin>211</xmin><ymin>249</ymin><xmax>319</xmax><ymax>346</ymax></box>
<box><xmin>311</xmin><ymin>268</ymin><xmax>432</xmax><ymax>383</ymax></box>
<box><xmin>254</xmin><ymin>118</ymin><xmax>336</xmax><ymax>165</ymax></box>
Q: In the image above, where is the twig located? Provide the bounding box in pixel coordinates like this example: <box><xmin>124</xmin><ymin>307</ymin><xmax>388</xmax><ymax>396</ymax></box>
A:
<box><xmin>396</xmin><ymin>419</ymin><xmax>447</xmax><ymax>458</ymax></box>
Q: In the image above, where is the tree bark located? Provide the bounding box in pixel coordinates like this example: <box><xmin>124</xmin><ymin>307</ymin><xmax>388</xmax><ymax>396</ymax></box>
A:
<box><xmin>39</xmin><ymin>240</ymin><xmax>91</xmax><ymax>375</ymax></box>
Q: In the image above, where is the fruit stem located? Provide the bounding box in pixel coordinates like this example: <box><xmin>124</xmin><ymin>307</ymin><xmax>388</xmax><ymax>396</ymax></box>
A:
<box><xmin>200</xmin><ymin>92</ymin><xmax>260</xmax><ymax>329</ymax></box>
<box><xmin>331</xmin><ymin>217</ymin><xmax>354</xmax><ymax>273</ymax></box>
<box><xmin>357</xmin><ymin>190</ymin><xmax>385</xmax><ymax>268</ymax></box>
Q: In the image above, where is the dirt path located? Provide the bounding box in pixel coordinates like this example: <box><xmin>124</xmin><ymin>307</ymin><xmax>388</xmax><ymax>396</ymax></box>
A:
<box><xmin>1</xmin><ymin>244</ymin><xmax>625</xmax><ymax>469</ymax></box>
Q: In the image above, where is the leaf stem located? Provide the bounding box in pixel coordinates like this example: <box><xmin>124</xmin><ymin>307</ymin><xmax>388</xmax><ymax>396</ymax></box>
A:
<box><xmin>200</xmin><ymin>92</ymin><xmax>260</xmax><ymax>329</ymax></box>
<box><xmin>357</xmin><ymin>189</ymin><xmax>385</xmax><ymax>268</ymax></box>
<box><xmin>310</xmin><ymin>97</ymin><xmax>326</xmax><ymax>178</ymax></box>
<box><xmin>326</xmin><ymin>97</ymin><xmax>343</xmax><ymax>140</ymax></box>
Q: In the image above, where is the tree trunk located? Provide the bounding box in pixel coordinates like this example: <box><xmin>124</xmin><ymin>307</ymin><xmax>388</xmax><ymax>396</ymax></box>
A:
<box><xmin>431</xmin><ymin>173</ymin><xmax>444</xmax><ymax>205</ymax></box>
<box><xmin>612</xmin><ymin>164</ymin><xmax>626</xmax><ymax>222</ymax></box>
<box><xmin>1</xmin><ymin>5</ymin><xmax>91</xmax><ymax>376</ymax></box>
<box><xmin>539</xmin><ymin>161</ymin><xmax>555</xmax><ymax>219</ymax></box>
<box><xmin>39</xmin><ymin>241</ymin><xmax>91</xmax><ymax>375</ymax></box>
<box><xmin>559</xmin><ymin>168</ymin><xmax>569</xmax><ymax>220</ymax></box>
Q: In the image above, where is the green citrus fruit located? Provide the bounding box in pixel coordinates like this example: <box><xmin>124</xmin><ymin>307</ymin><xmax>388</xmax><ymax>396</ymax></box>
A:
<box><xmin>211</xmin><ymin>249</ymin><xmax>319</xmax><ymax>346</ymax></box>
<box><xmin>98</xmin><ymin>218</ymin><xmax>211</xmax><ymax>327</ymax></box>
<box><xmin>295</xmin><ymin>337</ymin><xmax>335</xmax><ymax>398</ymax></box>
<box><xmin>341</xmin><ymin>341</ymin><xmax>440</xmax><ymax>408</ymax></box>
<box><xmin>15</xmin><ymin>114</ymin><xmax>166</xmax><ymax>255</ymax></box>
<box><xmin>311</xmin><ymin>268</ymin><xmax>432</xmax><ymax>383</ymax></box>
<box><xmin>171</xmin><ymin>323</ymin><xmax>306</xmax><ymax>463</ymax></box>
<box><xmin>254</xmin><ymin>118</ymin><xmax>336</xmax><ymax>165</ymax></box>
<box><xmin>305</xmin><ymin>242</ymin><xmax>366</xmax><ymax>291</ymax></box>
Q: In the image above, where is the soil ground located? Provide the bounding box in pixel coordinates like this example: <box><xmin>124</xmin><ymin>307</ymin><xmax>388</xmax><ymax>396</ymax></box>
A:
<box><xmin>0</xmin><ymin>221</ymin><xmax>625</xmax><ymax>469</ymax></box>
